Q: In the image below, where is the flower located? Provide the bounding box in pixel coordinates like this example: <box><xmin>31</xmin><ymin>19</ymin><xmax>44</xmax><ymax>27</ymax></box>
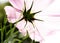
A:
<box><xmin>4</xmin><ymin>0</ymin><xmax>60</xmax><ymax>43</ymax></box>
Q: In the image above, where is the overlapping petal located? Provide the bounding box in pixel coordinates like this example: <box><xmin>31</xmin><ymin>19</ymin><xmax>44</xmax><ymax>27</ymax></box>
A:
<box><xmin>4</xmin><ymin>6</ymin><xmax>23</xmax><ymax>23</ymax></box>
<box><xmin>25</xmin><ymin>22</ymin><xmax>35</xmax><ymax>40</ymax></box>
<box><xmin>15</xmin><ymin>20</ymin><xmax>27</xmax><ymax>36</ymax></box>
<box><xmin>25</xmin><ymin>21</ymin><xmax>43</xmax><ymax>41</ymax></box>
<box><xmin>9</xmin><ymin>0</ymin><xmax>24</xmax><ymax>10</ymax></box>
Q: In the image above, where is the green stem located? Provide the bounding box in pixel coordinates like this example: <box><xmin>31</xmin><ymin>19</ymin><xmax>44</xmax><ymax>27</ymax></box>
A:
<box><xmin>31</xmin><ymin>40</ymin><xmax>34</xmax><ymax>43</ymax></box>
<box><xmin>1</xmin><ymin>25</ymin><xmax>3</xmax><ymax>43</ymax></box>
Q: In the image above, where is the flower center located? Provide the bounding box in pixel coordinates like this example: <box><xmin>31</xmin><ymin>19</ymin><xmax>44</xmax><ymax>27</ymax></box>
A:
<box><xmin>23</xmin><ymin>10</ymin><xmax>34</xmax><ymax>22</ymax></box>
<box><xmin>14</xmin><ymin>1</ymin><xmax>43</xmax><ymax>24</ymax></box>
<box><xmin>23</xmin><ymin>1</ymin><xmax>42</xmax><ymax>23</ymax></box>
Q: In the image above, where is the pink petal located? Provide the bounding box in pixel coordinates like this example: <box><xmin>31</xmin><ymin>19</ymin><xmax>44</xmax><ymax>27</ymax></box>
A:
<box><xmin>50</xmin><ymin>15</ymin><xmax>60</xmax><ymax>17</ymax></box>
<box><xmin>39</xmin><ymin>0</ymin><xmax>60</xmax><ymax>17</ymax></box>
<box><xmin>34</xmin><ymin>3</ymin><xmax>60</xmax><ymax>41</ymax></box>
<box><xmin>42</xmin><ymin>31</ymin><xmax>60</xmax><ymax>43</ymax></box>
<box><xmin>25</xmin><ymin>0</ymin><xmax>33</xmax><ymax>11</ymax></box>
<box><xmin>34</xmin><ymin>0</ymin><xmax>60</xmax><ymax>43</ymax></box>
<box><xmin>31</xmin><ymin>0</ymin><xmax>53</xmax><ymax>13</ymax></box>
<box><xmin>25</xmin><ymin>22</ymin><xmax>35</xmax><ymax>40</ymax></box>
<box><xmin>34</xmin><ymin>19</ymin><xmax>60</xmax><ymax>40</ymax></box>
<box><xmin>34</xmin><ymin>0</ymin><xmax>60</xmax><ymax>21</ymax></box>
<box><xmin>25</xmin><ymin>21</ymin><xmax>43</xmax><ymax>41</ymax></box>
<box><xmin>9</xmin><ymin>0</ymin><xmax>24</xmax><ymax>10</ymax></box>
<box><xmin>15</xmin><ymin>20</ymin><xmax>27</xmax><ymax>36</ymax></box>
<box><xmin>4</xmin><ymin>6</ymin><xmax>23</xmax><ymax>23</ymax></box>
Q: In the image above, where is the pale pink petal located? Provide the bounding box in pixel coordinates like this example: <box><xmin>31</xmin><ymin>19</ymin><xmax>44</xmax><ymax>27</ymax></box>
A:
<box><xmin>25</xmin><ymin>21</ymin><xmax>35</xmax><ymax>40</ymax></box>
<box><xmin>34</xmin><ymin>20</ymin><xmax>60</xmax><ymax>43</ymax></box>
<box><xmin>50</xmin><ymin>15</ymin><xmax>60</xmax><ymax>17</ymax></box>
<box><xmin>25</xmin><ymin>0</ymin><xmax>33</xmax><ymax>11</ymax></box>
<box><xmin>15</xmin><ymin>20</ymin><xmax>27</xmax><ymax>36</ymax></box>
<box><xmin>31</xmin><ymin>0</ymin><xmax>53</xmax><ymax>13</ymax></box>
<box><xmin>34</xmin><ymin>19</ymin><xmax>60</xmax><ymax>39</ymax></box>
<box><xmin>25</xmin><ymin>21</ymin><xmax>43</xmax><ymax>41</ymax></box>
<box><xmin>34</xmin><ymin>4</ymin><xmax>60</xmax><ymax>41</ymax></box>
<box><xmin>34</xmin><ymin>26</ymin><xmax>44</xmax><ymax>41</ymax></box>
<box><xmin>34</xmin><ymin>0</ymin><xmax>60</xmax><ymax>36</ymax></box>
<box><xmin>4</xmin><ymin>6</ymin><xmax>23</xmax><ymax>23</ymax></box>
<box><xmin>42</xmin><ymin>31</ymin><xmax>60</xmax><ymax>43</ymax></box>
<box><xmin>43</xmin><ymin>0</ymin><xmax>60</xmax><ymax>16</ymax></box>
<box><xmin>9</xmin><ymin>0</ymin><xmax>24</xmax><ymax>10</ymax></box>
<box><xmin>34</xmin><ymin>0</ymin><xmax>60</xmax><ymax>32</ymax></box>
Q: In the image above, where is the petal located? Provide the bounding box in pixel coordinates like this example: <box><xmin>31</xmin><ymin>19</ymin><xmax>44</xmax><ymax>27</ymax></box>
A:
<box><xmin>46</xmin><ymin>0</ymin><xmax>60</xmax><ymax>17</ymax></box>
<box><xmin>9</xmin><ymin>0</ymin><xmax>24</xmax><ymax>10</ymax></box>
<box><xmin>25</xmin><ymin>21</ymin><xmax>43</xmax><ymax>41</ymax></box>
<box><xmin>40</xmin><ymin>0</ymin><xmax>60</xmax><ymax>17</ymax></box>
<box><xmin>31</xmin><ymin>0</ymin><xmax>53</xmax><ymax>13</ymax></box>
<box><xmin>34</xmin><ymin>0</ymin><xmax>60</xmax><ymax>42</ymax></box>
<box><xmin>34</xmin><ymin>6</ymin><xmax>60</xmax><ymax>42</ymax></box>
<box><xmin>42</xmin><ymin>31</ymin><xmax>60</xmax><ymax>43</ymax></box>
<box><xmin>34</xmin><ymin>19</ymin><xmax>60</xmax><ymax>38</ymax></box>
<box><xmin>34</xmin><ymin>20</ymin><xmax>60</xmax><ymax>43</ymax></box>
<box><xmin>25</xmin><ymin>22</ymin><xmax>35</xmax><ymax>40</ymax></box>
<box><xmin>25</xmin><ymin>0</ymin><xmax>33</xmax><ymax>11</ymax></box>
<box><xmin>4</xmin><ymin>6</ymin><xmax>23</xmax><ymax>23</ymax></box>
<box><xmin>15</xmin><ymin>20</ymin><xmax>27</xmax><ymax>36</ymax></box>
<box><xmin>34</xmin><ymin>0</ymin><xmax>60</xmax><ymax>21</ymax></box>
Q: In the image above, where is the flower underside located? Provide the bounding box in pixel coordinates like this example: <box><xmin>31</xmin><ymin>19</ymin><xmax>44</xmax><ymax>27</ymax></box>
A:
<box><xmin>14</xmin><ymin>1</ymin><xmax>43</xmax><ymax>25</ymax></box>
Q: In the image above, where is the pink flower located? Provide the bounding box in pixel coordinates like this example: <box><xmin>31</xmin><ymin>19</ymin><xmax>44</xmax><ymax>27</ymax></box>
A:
<box><xmin>4</xmin><ymin>0</ymin><xmax>60</xmax><ymax>43</ymax></box>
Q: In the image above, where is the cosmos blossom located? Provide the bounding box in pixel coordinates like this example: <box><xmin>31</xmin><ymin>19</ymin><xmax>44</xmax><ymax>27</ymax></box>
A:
<box><xmin>4</xmin><ymin>0</ymin><xmax>60</xmax><ymax>43</ymax></box>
